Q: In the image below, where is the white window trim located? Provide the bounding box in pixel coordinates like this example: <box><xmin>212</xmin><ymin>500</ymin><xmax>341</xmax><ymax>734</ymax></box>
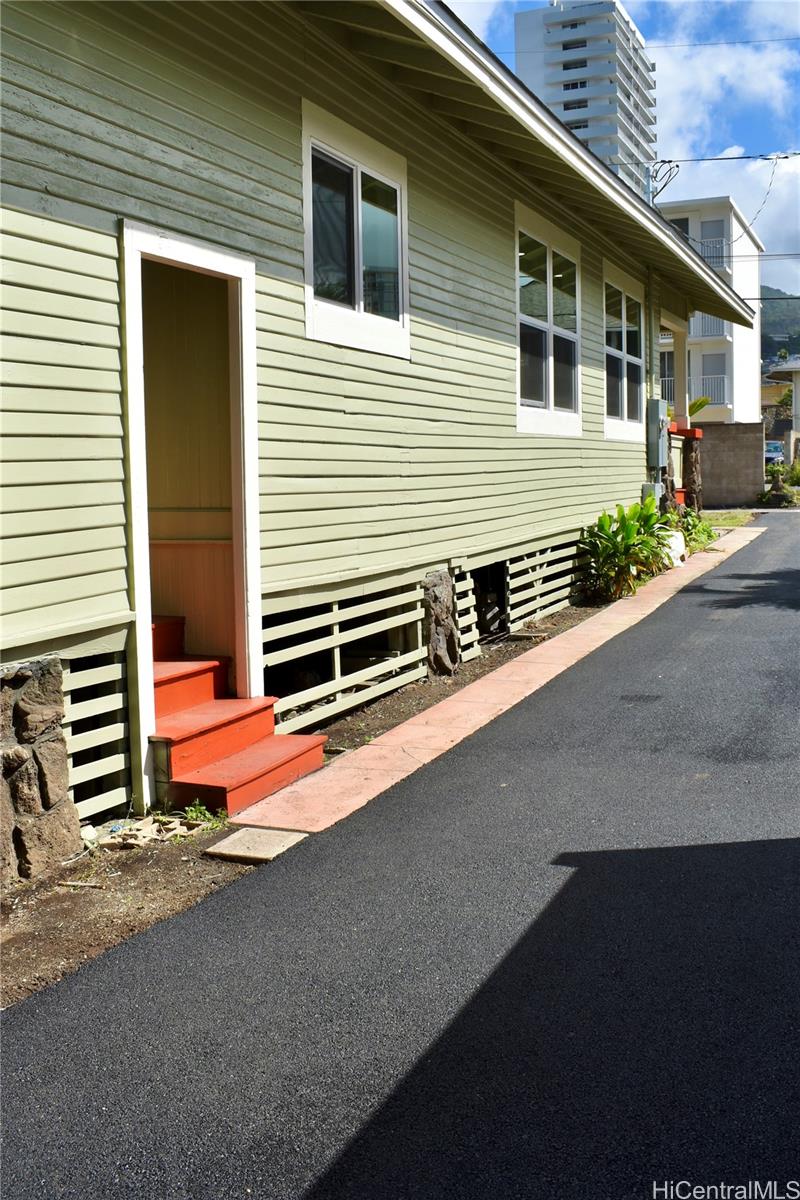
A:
<box><xmin>515</xmin><ymin>202</ymin><xmax>582</xmax><ymax>438</ymax></box>
<box><xmin>603</xmin><ymin>261</ymin><xmax>646</xmax><ymax>443</ymax></box>
<box><xmin>302</xmin><ymin>100</ymin><xmax>410</xmax><ymax>359</ymax></box>
<box><xmin>121</xmin><ymin>222</ymin><xmax>262</xmax><ymax>809</ymax></box>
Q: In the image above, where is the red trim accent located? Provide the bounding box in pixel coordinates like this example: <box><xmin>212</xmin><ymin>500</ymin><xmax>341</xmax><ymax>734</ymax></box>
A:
<box><xmin>668</xmin><ymin>422</ymin><xmax>703</xmax><ymax>439</ymax></box>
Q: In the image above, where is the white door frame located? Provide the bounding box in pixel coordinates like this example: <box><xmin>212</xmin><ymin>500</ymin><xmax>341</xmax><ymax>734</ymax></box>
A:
<box><xmin>122</xmin><ymin>222</ymin><xmax>263</xmax><ymax>807</ymax></box>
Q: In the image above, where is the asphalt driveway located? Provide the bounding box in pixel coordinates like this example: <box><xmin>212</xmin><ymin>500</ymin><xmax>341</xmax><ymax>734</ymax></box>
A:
<box><xmin>2</xmin><ymin>512</ymin><xmax>798</xmax><ymax>1200</ymax></box>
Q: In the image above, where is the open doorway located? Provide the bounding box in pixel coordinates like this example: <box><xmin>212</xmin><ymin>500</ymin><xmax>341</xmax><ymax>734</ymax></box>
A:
<box><xmin>142</xmin><ymin>260</ymin><xmax>235</xmax><ymax>671</ymax></box>
<box><xmin>123</xmin><ymin>226</ymin><xmax>262</xmax><ymax>805</ymax></box>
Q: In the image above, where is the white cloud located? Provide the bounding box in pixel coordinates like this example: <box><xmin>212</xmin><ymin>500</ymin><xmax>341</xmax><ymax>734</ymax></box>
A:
<box><xmin>652</xmin><ymin>41</ymin><xmax>799</xmax><ymax>159</ymax></box>
<box><xmin>446</xmin><ymin>0</ymin><xmax>505</xmax><ymax>41</ymax></box>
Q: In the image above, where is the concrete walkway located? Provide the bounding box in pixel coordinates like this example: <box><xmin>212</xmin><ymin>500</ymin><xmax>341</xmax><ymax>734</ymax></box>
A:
<box><xmin>2</xmin><ymin>512</ymin><xmax>798</xmax><ymax>1200</ymax></box>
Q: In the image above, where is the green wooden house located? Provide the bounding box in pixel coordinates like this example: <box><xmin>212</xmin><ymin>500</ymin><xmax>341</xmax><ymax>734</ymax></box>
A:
<box><xmin>0</xmin><ymin>0</ymin><xmax>753</xmax><ymax>823</ymax></box>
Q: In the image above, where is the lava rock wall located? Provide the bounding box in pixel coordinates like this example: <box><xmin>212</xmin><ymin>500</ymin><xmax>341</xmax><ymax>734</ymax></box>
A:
<box><xmin>1</xmin><ymin>655</ymin><xmax>81</xmax><ymax>885</ymax></box>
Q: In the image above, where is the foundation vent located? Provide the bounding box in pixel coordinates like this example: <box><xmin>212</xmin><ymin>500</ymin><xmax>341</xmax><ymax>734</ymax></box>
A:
<box><xmin>263</xmin><ymin>574</ymin><xmax>426</xmax><ymax>732</ymax></box>
<box><xmin>506</xmin><ymin>532</ymin><xmax>581</xmax><ymax>629</ymax></box>
<box><xmin>63</xmin><ymin>652</ymin><xmax>131</xmax><ymax>819</ymax></box>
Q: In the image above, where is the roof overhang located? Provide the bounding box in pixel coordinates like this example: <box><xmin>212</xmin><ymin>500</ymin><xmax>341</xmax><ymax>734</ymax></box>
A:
<box><xmin>359</xmin><ymin>0</ymin><xmax>755</xmax><ymax>328</ymax></box>
<box><xmin>766</xmin><ymin>360</ymin><xmax>800</xmax><ymax>382</ymax></box>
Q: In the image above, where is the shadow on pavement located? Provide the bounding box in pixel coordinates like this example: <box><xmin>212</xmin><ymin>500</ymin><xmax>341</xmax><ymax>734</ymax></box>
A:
<box><xmin>305</xmin><ymin>838</ymin><xmax>800</xmax><ymax>1200</ymax></box>
<box><xmin>686</xmin><ymin>569</ymin><xmax>800</xmax><ymax>611</ymax></box>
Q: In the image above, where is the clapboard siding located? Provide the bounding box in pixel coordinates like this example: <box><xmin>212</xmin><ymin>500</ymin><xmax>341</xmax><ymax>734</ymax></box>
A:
<box><xmin>0</xmin><ymin>206</ymin><xmax>127</xmax><ymax>645</ymax></box>
<box><xmin>1</xmin><ymin>0</ymin><xmax>653</xmax><ymax>624</ymax></box>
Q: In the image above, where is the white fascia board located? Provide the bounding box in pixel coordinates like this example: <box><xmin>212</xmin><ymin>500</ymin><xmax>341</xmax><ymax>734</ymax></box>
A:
<box><xmin>379</xmin><ymin>0</ymin><xmax>755</xmax><ymax>326</ymax></box>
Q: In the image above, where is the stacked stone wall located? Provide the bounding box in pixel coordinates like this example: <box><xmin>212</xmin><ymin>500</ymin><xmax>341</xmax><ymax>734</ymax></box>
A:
<box><xmin>1</xmin><ymin>656</ymin><xmax>81</xmax><ymax>886</ymax></box>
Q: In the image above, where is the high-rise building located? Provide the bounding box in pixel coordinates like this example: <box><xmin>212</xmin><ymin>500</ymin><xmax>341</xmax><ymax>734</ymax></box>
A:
<box><xmin>514</xmin><ymin>0</ymin><xmax>656</xmax><ymax>197</ymax></box>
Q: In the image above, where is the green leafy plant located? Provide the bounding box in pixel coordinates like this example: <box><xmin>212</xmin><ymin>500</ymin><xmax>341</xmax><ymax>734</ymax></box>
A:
<box><xmin>666</xmin><ymin>395</ymin><xmax>711</xmax><ymax>421</ymax></box>
<box><xmin>183</xmin><ymin>803</ymin><xmax>228</xmax><ymax>830</ymax></box>
<box><xmin>579</xmin><ymin>495</ymin><xmax>672</xmax><ymax>601</ymax></box>
<box><xmin>784</xmin><ymin>460</ymin><xmax>800</xmax><ymax>487</ymax></box>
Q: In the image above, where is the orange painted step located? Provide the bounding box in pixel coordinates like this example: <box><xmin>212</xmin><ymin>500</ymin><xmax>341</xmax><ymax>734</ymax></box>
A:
<box><xmin>168</xmin><ymin>733</ymin><xmax>327</xmax><ymax>817</ymax></box>
<box><xmin>152</xmin><ymin>615</ymin><xmax>185</xmax><ymax>660</ymax></box>
<box><xmin>151</xmin><ymin>697</ymin><xmax>278</xmax><ymax>775</ymax></box>
<box><xmin>154</xmin><ymin>658</ymin><xmax>228</xmax><ymax>718</ymax></box>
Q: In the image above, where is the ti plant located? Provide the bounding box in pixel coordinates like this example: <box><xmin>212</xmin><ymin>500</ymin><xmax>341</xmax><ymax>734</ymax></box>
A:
<box><xmin>579</xmin><ymin>495</ymin><xmax>672</xmax><ymax>601</ymax></box>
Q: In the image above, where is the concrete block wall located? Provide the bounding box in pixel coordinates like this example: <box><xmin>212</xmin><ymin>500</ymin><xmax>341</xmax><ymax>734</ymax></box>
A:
<box><xmin>695</xmin><ymin>422</ymin><xmax>765</xmax><ymax>507</ymax></box>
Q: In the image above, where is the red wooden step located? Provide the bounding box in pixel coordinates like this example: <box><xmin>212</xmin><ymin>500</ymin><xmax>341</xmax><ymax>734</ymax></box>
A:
<box><xmin>168</xmin><ymin>733</ymin><xmax>327</xmax><ymax>817</ymax></box>
<box><xmin>152</xmin><ymin>615</ymin><xmax>185</xmax><ymax>660</ymax></box>
<box><xmin>151</xmin><ymin>697</ymin><xmax>277</xmax><ymax>775</ymax></box>
<box><xmin>154</xmin><ymin>658</ymin><xmax>228</xmax><ymax>718</ymax></box>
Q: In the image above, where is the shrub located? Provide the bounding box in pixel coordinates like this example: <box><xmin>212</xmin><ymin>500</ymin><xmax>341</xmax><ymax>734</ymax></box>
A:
<box><xmin>579</xmin><ymin>496</ymin><xmax>672</xmax><ymax>601</ymax></box>
<box><xmin>759</xmin><ymin>463</ymin><xmax>797</xmax><ymax>507</ymax></box>
<box><xmin>784</xmin><ymin>459</ymin><xmax>800</xmax><ymax>487</ymax></box>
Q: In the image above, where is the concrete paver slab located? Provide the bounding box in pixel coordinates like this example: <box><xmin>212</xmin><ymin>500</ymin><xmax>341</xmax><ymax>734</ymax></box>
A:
<box><xmin>204</xmin><ymin>827</ymin><xmax>307</xmax><ymax>862</ymax></box>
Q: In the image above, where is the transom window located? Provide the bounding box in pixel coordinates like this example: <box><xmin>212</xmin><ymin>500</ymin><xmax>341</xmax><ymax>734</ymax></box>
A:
<box><xmin>605</xmin><ymin>282</ymin><xmax>643</xmax><ymax>425</ymax></box>
<box><xmin>518</xmin><ymin>231</ymin><xmax>578</xmax><ymax>414</ymax></box>
<box><xmin>303</xmin><ymin>100</ymin><xmax>409</xmax><ymax>358</ymax></box>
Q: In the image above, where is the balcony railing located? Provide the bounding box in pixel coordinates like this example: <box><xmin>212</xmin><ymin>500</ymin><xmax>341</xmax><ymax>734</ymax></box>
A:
<box><xmin>699</xmin><ymin>238</ymin><xmax>731</xmax><ymax>271</ymax></box>
<box><xmin>688</xmin><ymin>314</ymin><xmax>730</xmax><ymax>338</ymax></box>
<box><xmin>691</xmin><ymin>375</ymin><xmax>728</xmax><ymax>405</ymax></box>
<box><xmin>660</xmin><ymin>376</ymin><xmax>729</xmax><ymax>407</ymax></box>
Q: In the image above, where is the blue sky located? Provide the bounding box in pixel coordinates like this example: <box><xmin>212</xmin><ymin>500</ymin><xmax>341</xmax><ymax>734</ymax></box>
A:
<box><xmin>447</xmin><ymin>0</ymin><xmax>800</xmax><ymax>291</ymax></box>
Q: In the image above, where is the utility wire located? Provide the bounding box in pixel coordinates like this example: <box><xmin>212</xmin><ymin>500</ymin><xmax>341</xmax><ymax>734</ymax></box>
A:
<box><xmin>731</xmin><ymin>156</ymin><xmax>779</xmax><ymax>242</ymax></box>
<box><xmin>697</xmin><ymin>254</ymin><xmax>800</xmax><ymax>260</ymax></box>
<box><xmin>628</xmin><ymin>151</ymin><xmax>799</xmax><ymax>165</ymax></box>
<box><xmin>506</xmin><ymin>35</ymin><xmax>800</xmax><ymax>53</ymax></box>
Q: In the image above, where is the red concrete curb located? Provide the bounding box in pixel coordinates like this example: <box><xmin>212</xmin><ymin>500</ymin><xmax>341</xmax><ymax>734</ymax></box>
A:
<box><xmin>233</xmin><ymin>526</ymin><xmax>765</xmax><ymax>835</ymax></box>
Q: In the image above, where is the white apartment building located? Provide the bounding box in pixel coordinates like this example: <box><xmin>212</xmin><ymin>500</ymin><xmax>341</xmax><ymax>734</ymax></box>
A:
<box><xmin>658</xmin><ymin>197</ymin><xmax>763</xmax><ymax>424</ymax></box>
<box><xmin>514</xmin><ymin>0</ymin><xmax>656</xmax><ymax>197</ymax></box>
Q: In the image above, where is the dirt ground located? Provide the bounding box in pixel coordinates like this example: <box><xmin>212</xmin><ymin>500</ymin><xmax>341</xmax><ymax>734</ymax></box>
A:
<box><xmin>1</xmin><ymin>831</ymin><xmax>251</xmax><ymax>1009</ymax></box>
<box><xmin>1</xmin><ymin>603</ymin><xmax>602</xmax><ymax>1010</ymax></box>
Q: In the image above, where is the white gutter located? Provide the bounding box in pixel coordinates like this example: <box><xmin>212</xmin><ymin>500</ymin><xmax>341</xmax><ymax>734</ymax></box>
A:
<box><xmin>381</xmin><ymin>0</ymin><xmax>755</xmax><ymax>326</ymax></box>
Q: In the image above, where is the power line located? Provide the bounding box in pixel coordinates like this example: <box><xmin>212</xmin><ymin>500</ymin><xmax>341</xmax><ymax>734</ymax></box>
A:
<box><xmin>732</xmin><ymin>155</ymin><xmax>779</xmax><ymax>242</ymax></box>
<box><xmin>648</xmin><ymin>36</ymin><xmax>800</xmax><ymax>49</ymax></box>
<box><xmin>629</xmin><ymin>151</ymin><xmax>799</xmax><ymax>165</ymax></box>
<box><xmin>715</xmin><ymin>254</ymin><xmax>800</xmax><ymax>260</ymax></box>
<box><xmin>504</xmin><ymin>35</ymin><xmax>800</xmax><ymax>53</ymax></box>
